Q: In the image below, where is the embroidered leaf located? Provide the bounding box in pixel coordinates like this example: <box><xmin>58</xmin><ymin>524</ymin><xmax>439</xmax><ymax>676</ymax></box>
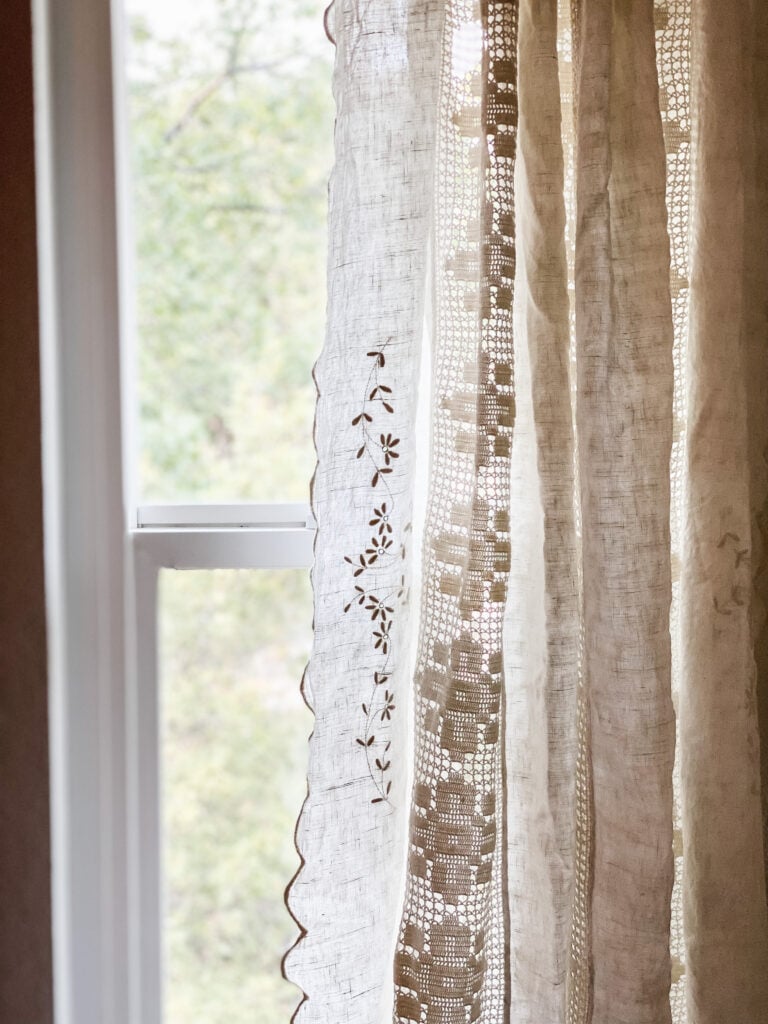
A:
<box><xmin>369</xmin><ymin>388</ymin><xmax>379</xmax><ymax>400</ymax></box>
<box><xmin>343</xmin><ymin>603</ymin><xmax>351</xmax><ymax>613</ymax></box>
<box><xmin>371</xmin><ymin>471</ymin><xmax>379</xmax><ymax>487</ymax></box>
<box><xmin>362</xmin><ymin>703</ymin><xmax>368</xmax><ymax>715</ymax></box>
<box><xmin>352</xmin><ymin>414</ymin><xmax>362</xmax><ymax>426</ymax></box>
<box><xmin>379</xmin><ymin>385</ymin><xmax>392</xmax><ymax>394</ymax></box>
<box><xmin>363</xmin><ymin>413</ymin><xmax>372</xmax><ymax>422</ymax></box>
<box><xmin>356</xmin><ymin>445</ymin><xmax>365</xmax><ymax>459</ymax></box>
<box><xmin>386</xmin><ymin>781</ymin><xmax>392</xmax><ymax>795</ymax></box>
<box><xmin>372</xmin><ymin>797</ymin><xmax>384</xmax><ymax>804</ymax></box>
<box><xmin>366</xmin><ymin>735</ymin><xmax>375</xmax><ymax>746</ymax></box>
<box><xmin>356</xmin><ymin>738</ymin><xmax>366</xmax><ymax>747</ymax></box>
<box><xmin>383</xmin><ymin>402</ymin><xmax>394</xmax><ymax>413</ymax></box>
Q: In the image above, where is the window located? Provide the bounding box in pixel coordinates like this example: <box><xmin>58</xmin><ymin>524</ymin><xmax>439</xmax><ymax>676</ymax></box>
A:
<box><xmin>34</xmin><ymin>0</ymin><xmax>331</xmax><ymax>1020</ymax></box>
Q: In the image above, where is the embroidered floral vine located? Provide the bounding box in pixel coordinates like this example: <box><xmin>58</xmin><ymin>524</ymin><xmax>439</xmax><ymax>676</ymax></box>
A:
<box><xmin>344</xmin><ymin>339</ymin><xmax>410</xmax><ymax>804</ymax></box>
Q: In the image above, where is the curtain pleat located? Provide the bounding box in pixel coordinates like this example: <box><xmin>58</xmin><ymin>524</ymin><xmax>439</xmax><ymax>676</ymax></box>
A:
<box><xmin>653</xmin><ymin>2</ymin><xmax>692</xmax><ymax>1017</ymax></box>
<box><xmin>574</xmin><ymin>1</ymin><xmax>676</xmax><ymax>1020</ymax></box>
<box><xmin>680</xmin><ymin>0</ymin><xmax>768</xmax><ymax>1018</ymax></box>
<box><xmin>746</xmin><ymin>0</ymin><xmax>768</xmax><ymax>921</ymax></box>
<box><xmin>394</xmin><ymin>3</ymin><xmax>518</xmax><ymax>1020</ymax></box>
<box><xmin>504</xmin><ymin>0</ymin><xmax>579</xmax><ymax>1020</ymax></box>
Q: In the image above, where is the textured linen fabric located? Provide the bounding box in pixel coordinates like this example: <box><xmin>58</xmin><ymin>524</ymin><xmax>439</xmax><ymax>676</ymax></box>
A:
<box><xmin>654</xmin><ymin>1</ymin><xmax>693</xmax><ymax>1017</ymax></box>
<box><xmin>504</xmin><ymin>1</ymin><xmax>579</xmax><ymax>1021</ymax></box>
<box><xmin>574</xmin><ymin>2</ymin><xmax>676</xmax><ymax>1020</ymax></box>
<box><xmin>748</xmin><ymin>1</ymin><xmax>768</xmax><ymax>901</ymax></box>
<box><xmin>284</xmin><ymin>3</ymin><xmax>443</xmax><ymax>1020</ymax></box>
<box><xmin>287</xmin><ymin>1</ymin><xmax>768</xmax><ymax>1021</ymax></box>
<box><xmin>679</xmin><ymin>0</ymin><xmax>768</xmax><ymax>1019</ymax></box>
<box><xmin>394</xmin><ymin>3</ymin><xmax>518</xmax><ymax>1020</ymax></box>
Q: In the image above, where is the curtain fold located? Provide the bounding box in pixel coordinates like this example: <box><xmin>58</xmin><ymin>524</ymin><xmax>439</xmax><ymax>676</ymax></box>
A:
<box><xmin>394</xmin><ymin>3</ymin><xmax>518</xmax><ymax>1019</ymax></box>
<box><xmin>504</xmin><ymin>0</ymin><xmax>578</xmax><ymax>1020</ymax></box>
<box><xmin>574</xmin><ymin>1</ymin><xmax>676</xmax><ymax>1020</ymax></box>
<box><xmin>749</xmin><ymin>0</ymin><xmax>768</xmax><ymax>904</ymax></box>
<box><xmin>680</xmin><ymin>0</ymin><xmax>768</xmax><ymax>1018</ymax></box>
<box><xmin>653</xmin><ymin>1</ymin><xmax>692</xmax><ymax>1016</ymax></box>
<box><xmin>286</xmin><ymin>1</ymin><xmax>768</xmax><ymax>1021</ymax></box>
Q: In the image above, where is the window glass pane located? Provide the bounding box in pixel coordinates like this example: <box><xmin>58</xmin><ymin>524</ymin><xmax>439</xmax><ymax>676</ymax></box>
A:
<box><xmin>159</xmin><ymin>569</ymin><xmax>312</xmax><ymax>1020</ymax></box>
<box><xmin>123</xmin><ymin>0</ymin><xmax>333</xmax><ymax>501</ymax></box>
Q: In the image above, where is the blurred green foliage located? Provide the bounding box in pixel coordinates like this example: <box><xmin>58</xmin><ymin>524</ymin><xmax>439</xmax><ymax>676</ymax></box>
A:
<box><xmin>129</xmin><ymin>0</ymin><xmax>333</xmax><ymax>501</ymax></box>
<box><xmin>160</xmin><ymin>570</ymin><xmax>312</xmax><ymax>1022</ymax></box>
<box><xmin>126</xmin><ymin>0</ymin><xmax>331</xmax><ymax>1019</ymax></box>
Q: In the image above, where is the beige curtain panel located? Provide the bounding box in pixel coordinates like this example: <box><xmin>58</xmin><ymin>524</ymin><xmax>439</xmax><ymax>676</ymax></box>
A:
<box><xmin>284</xmin><ymin>0</ymin><xmax>768</xmax><ymax>1021</ymax></box>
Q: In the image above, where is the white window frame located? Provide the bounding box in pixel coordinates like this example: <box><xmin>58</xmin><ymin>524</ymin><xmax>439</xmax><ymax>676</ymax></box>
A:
<box><xmin>33</xmin><ymin>1</ymin><xmax>316</xmax><ymax>1021</ymax></box>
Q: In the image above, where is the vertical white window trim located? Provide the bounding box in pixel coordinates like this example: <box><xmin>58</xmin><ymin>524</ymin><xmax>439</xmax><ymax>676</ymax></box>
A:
<box><xmin>125</xmin><ymin>547</ymin><xmax>161</xmax><ymax>1024</ymax></box>
<box><xmin>34</xmin><ymin>0</ymin><xmax>131</xmax><ymax>1021</ymax></box>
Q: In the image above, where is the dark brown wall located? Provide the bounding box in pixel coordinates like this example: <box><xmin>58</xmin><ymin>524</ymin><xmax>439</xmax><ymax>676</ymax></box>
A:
<box><xmin>0</xmin><ymin>0</ymin><xmax>54</xmax><ymax>1020</ymax></box>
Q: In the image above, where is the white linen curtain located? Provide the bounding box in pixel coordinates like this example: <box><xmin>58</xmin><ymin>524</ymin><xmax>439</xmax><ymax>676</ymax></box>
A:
<box><xmin>284</xmin><ymin>0</ymin><xmax>768</xmax><ymax>1021</ymax></box>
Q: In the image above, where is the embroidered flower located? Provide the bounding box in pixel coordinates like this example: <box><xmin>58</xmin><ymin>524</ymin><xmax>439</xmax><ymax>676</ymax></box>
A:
<box><xmin>369</xmin><ymin>503</ymin><xmax>393</xmax><ymax>535</ymax></box>
<box><xmin>365</xmin><ymin>535</ymin><xmax>393</xmax><ymax>562</ymax></box>
<box><xmin>380</xmin><ymin>691</ymin><xmax>396</xmax><ymax>721</ymax></box>
<box><xmin>365</xmin><ymin>595</ymin><xmax>394</xmax><ymax>621</ymax></box>
<box><xmin>373</xmin><ymin>621</ymin><xmax>392</xmax><ymax>654</ymax></box>
<box><xmin>379</xmin><ymin>433</ymin><xmax>400</xmax><ymax>465</ymax></box>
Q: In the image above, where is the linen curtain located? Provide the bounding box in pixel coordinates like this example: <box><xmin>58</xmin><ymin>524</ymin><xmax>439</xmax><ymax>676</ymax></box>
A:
<box><xmin>284</xmin><ymin>0</ymin><xmax>768</xmax><ymax>1021</ymax></box>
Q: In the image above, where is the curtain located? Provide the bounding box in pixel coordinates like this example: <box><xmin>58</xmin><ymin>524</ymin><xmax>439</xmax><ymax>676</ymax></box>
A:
<box><xmin>284</xmin><ymin>0</ymin><xmax>768</xmax><ymax>1021</ymax></box>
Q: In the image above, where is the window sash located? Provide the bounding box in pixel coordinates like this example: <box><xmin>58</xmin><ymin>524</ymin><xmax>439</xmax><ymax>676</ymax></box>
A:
<box><xmin>128</xmin><ymin>520</ymin><xmax>313</xmax><ymax>1023</ymax></box>
<box><xmin>134</xmin><ymin>505</ymin><xmax>314</xmax><ymax>570</ymax></box>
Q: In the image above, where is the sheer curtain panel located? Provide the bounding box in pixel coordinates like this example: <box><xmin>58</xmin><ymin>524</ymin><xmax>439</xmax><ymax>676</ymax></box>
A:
<box><xmin>284</xmin><ymin>1</ymin><xmax>768</xmax><ymax>1022</ymax></box>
